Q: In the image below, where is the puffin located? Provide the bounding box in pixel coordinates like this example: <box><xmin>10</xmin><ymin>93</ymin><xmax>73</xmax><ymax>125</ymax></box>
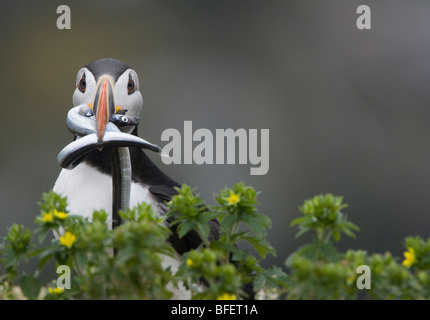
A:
<box><xmin>53</xmin><ymin>58</ymin><xmax>219</xmax><ymax>299</ymax></box>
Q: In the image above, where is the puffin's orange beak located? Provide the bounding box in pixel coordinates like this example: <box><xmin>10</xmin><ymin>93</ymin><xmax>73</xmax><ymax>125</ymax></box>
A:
<box><xmin>93</xmin><ymin>75</ymin><xmax>115</xmax><ymax>142</ymax></box>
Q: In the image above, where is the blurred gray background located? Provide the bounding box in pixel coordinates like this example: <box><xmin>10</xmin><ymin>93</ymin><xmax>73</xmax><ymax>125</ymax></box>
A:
<box><xmin>1</xmin><ymin>0</ymin><xmax>430</xmax><ymax>274</ymax></box>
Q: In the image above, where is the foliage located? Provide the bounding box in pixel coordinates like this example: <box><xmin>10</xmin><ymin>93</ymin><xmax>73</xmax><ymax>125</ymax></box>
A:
<box><xmin>1</xmin><ymin>187</ymin><xmax>430</xmax><ymax>299</ymax></box>
<box><xmin>0</xmin><ymin>184</ymin><xmax>284</xmax><ymax>300</ymax></box>
<box><xmin>284</xmin><ymin>194</ymin><xmax>430</xmax><ymax>300</ymax></box>
<box><xmin>169</xmin><ymin>183</ymin><xmax>285</xmax><ymax>299</ymax></box>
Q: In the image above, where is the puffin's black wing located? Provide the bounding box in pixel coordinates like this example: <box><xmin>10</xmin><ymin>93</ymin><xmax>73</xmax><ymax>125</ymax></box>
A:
<box><xmin>148</xmin><ymin>184</ymin><xmax>178</xmax><ymax>203</ymax></box>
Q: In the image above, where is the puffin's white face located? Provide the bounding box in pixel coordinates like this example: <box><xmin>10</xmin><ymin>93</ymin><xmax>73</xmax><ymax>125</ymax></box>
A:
<box><xmin>72</xmin><ymin>67</ymin><xmax>97</xmax><ymax>108</ymax></box>
<box><xmin>72</xmin><ymin>66</ymin><xmax>143</xmax><ymax>136</ymax></box>
<box><xmin>112</xmin><ymin>69</ymin><xmax>143</xmax><ymax>119</ymax></box>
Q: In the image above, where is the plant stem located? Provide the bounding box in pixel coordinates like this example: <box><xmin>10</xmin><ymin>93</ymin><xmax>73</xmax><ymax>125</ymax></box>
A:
<box><xmin>231</xmin><ymin>223</ymin><xmax>240</xmax><ymax>239</ymax></box>
<box><xmin>324</xmin><ymin>231</ymin><xmax>332</xmax><ymax>243</ymax></box>
<box><xmin>72</xmin><ymin>254</ymin><xmax>84</xmax><ymax>277</ymax></box>
<box><xmin>225</xmin><ymin>222</ymin><xmax>239</xmax><ymax>245</ymax></box>
<box><xmin>196</xmin><ymin>227</ymin><xmax>210</xmax><ymax>247</ymax></box>
<box><xmin>316</xmin><ymin>228</ymin><xmax>325</xmax><ymax>242</ymax></box>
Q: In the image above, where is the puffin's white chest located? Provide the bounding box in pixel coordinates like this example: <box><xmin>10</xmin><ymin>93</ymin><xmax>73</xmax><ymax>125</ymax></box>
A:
<box><xmin>53</xmin><ymin>162</ymin><xmax>155</xmax><ymax>221</ymax></box>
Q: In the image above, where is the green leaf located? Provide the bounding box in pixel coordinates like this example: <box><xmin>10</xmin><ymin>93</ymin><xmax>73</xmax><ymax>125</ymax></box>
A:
<box><xmin>291</xmin><ymin>244</ymin><xmax>319</xmax><ymax>262</ymax></box>
<box><xmin>332</xmin><ymin>229</ymin><xmax>340</xmax><ymax>242</ymax></box>
<box><xmin>219</xmin><ymin>215</ymin><xmax>238</xmax><ymax>233</ymax></box>
<box><xmin>295</xmin><ymin>227</ymin><xmax>310</xmax><ymax>239</ymax></box>
<box><xmin>37</xmin><ymin>252</ymin><xmax>55</xmax><ymax>271</ymax></box>
<box><xmin>243</xmin><ymin>214</ymin><xmax>268</xmax><ymax>235</ymax></box>
<box><xmin>74</xmin><ymin>250</ymin><xmax>88</xmax><ymax>271</ymax></box>
<box><xmin>242</xmin><ymin>235</ymin><xmax>276</xmax><ymax>259</ymax></box>
<box><xmin>177</xmin><ymin>221</ymin><xmax>197</xmax><ymax>239</ymax></box>
<box><xmin>3</xmin><ymin>253</ymin><xmax>19</xmax><ymax>269</ymax></box>
<box><xmin>29</xmin><ymin>247</ymin><xmax>47</xmax><ymax>259</ymax></box>
<box><xmin>343</xmin><ymin>221</ymin><xmax>360</xmax><ymax>231</ymax></box>
<box><xmin>114</xmin><ymin>245</ymin><xmax>135</xmax><ymax>265</ymax></box>
<box><xmin>37</xmin><ymin>227</ymin><xmax>51</xmax><ymax>244</ymax></box>
<box><xmin>36</xmin><ymin>245</ymin><xmax>58</xmax><ymax>262</ymax></box>
<box><xmin>319</xmin><ymin>242</ymin><xmax>341</xmax><ymax>262</ymax></box>
<box><xmin>290</xmin><ymin>216</ymin><xmax>309</xmax><ymax>227</ymax></box>
<box><xmin>197</xmin><ymin>221</ymin><xmax>211</xmax><ymax>238</ymax></box>
<box><xmin>19</xmin><ymin>274</ymin><xmax>41</xmax><ymax>300</ymax></box>
<box><xmin>290</xmin><ymin>241</ymin><xmax>340</xmax><ymax>263</ymax></box>
<box><xmin>254</xmin><ymin>266</ymin><xmax>289</xmax><ymax>291</ymax></box>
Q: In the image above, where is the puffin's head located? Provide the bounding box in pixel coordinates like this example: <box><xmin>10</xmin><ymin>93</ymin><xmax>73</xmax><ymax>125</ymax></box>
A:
<box><xmin>72</xmin><ymin>58</ymin><xmax>143</xmax><ymax>141</ymax></box>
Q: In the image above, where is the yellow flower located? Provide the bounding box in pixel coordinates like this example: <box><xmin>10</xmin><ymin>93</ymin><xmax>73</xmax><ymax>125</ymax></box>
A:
<box><xmin>41</xmin><ymin>212</ymin><xmax>54</xmax><ymax>223</ymax></box>
<box><xmin>59</xmin><ymin>231</ymin><xmax>76</xmax><ymax>248</ymax></box>
<box><xmin>186</xmin><ymin>258</ymin><xmax>194</xmax><ymax>267</ymax></box>
<box><xmin>402</xmin><ymin>247</ymin><xmax>416</xmax><ymax>267</ymax></box>
<box><xmin>48</xmin><ymin>287</ymin><xmax>65</xmax><ymax>294</ymax></box>
<box><xmin>53</xmin><ymin>210</ymin><xmax>68</xmax><ymax>219</ymax></box>
<box><xmin>227</xmin><ymin>193</ymin><xmax>240</xmax><ymax>205</ymax></box>
<box><xmin>217</xmin><ymin>293</ymin><xmax>237</xmax><ymax>300</ymax></box>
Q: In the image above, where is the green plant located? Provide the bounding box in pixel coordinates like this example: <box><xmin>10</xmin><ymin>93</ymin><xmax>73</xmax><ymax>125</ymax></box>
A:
<box><xmin>2</xmin><ymin>187</ymin><xmax>430</xmax><ymax>300</ymax></box>
<box><xmin>285</xmin><ymin>193</ymin><xmax>430</xmax><ymax>300</ymax></box>
<box><xmin>0</xmin><ymin>183</ymin><xmax>285</xmax><ymax>300</ymax></box>
<box><xmin>169</xmin><ymin>183</ymin><xmax>287</xmax><ymax>299</ymax></box>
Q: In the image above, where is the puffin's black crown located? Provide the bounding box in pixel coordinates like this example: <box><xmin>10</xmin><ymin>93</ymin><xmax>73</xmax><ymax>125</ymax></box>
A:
<box><xmin>85</xmin><ymin>58</ymin><xmax>130</xmax><ymax>82</ymax></box>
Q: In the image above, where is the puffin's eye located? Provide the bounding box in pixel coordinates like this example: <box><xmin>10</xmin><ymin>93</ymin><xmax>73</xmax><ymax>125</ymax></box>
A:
<box><xmin>78</xmin><ymin>73</ymin><xmax>86</xmax><ymax>93</ymax></box>
<box><xmin>127</xmin><ymin>74</ymin><xmax>136</xmax><ymax>95</ymax></box>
